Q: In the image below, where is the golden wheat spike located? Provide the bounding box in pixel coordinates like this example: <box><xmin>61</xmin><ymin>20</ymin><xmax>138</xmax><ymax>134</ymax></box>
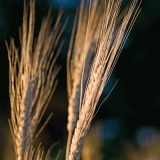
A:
<box><xmin>68</xmin><ymin>0</ymin><xmax>141</xmax><ymax>160</ymax></box>
<box><xmin>6</xmin><ymin>0</ymin><xmax>63</xmax><ymax>159</ymax></box>
<box><xmin>66</xmin><ymin>0</ymin><xmax>104</xmax><ymax>157</ymax></box>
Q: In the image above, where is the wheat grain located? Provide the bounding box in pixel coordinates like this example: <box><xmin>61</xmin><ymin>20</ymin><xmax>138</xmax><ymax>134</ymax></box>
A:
<box><xmin>68</xmin><ymin>0</ymin><xmax>141</xmax><ymax>160</ymax></box>
<box><xmin>6</xmin><ymin>0</ymin><xmax>64</xmax><ymax>159</ymax></box>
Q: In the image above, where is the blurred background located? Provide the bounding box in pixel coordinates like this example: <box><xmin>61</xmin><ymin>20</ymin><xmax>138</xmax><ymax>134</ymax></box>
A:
<box><xmin>0</xmin><ymin>0</ymin><xmax>160</xmax><ymax>159</ymax></box>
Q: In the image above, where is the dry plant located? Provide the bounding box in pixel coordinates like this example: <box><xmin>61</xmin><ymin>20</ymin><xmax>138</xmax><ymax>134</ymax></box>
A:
<box><xmin>66</xmin><ymin>0</ymin><xmax>103</xmax><ymax>157</ymax></box>
<box><xmin>6</xmin><ymin>0</ymin><xmax>64</xmax><ymax>159</ymax></box>
<box><xmin>67</xmin><ymin>0</ymin><xmax>141</xmax><ymax>160</ymax></box>
<box><xmin>4</xmin><ymin>0</ymin><xmax>142</xmax><ymax>159</ymax></box>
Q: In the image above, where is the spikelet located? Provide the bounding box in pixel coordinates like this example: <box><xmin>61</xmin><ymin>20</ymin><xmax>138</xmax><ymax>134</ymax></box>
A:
<box><xmin>68</xmin><ymin>0</ymin><xmax>141</xmax><ymax>160</ymax></box>
<box><xmin>27</xmin><ymin>142</ymin><xmax>61</xmax><ymax>160</ymax></box>
<box><xmin>6</xmin><ymin>0</ymin><xmax>64</xmax><ymax>159</ymax></box>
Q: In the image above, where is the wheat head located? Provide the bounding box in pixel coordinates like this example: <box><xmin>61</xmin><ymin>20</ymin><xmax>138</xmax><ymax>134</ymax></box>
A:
<box><xmin>66</xmin><ymin>0</ymin><xmax>103</xmax><ymax>158</ymax></box>
<box><xmin>6</xmin><ymin>0</ymin><xmax>64</xmax><ymax>159</ymax></box>
<box><xmin>68</xmin><ymin>0</ymin><xmax>141</xmax><ymax>160</ymax></box>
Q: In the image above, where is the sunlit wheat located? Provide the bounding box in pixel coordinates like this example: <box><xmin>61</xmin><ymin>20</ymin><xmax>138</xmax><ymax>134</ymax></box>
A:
<box><xmin>68</xmin><ymin>0</ymin><xmax>141</xmax><ymax>159</ymax></box>
<box><xmin>66</xmin><ymin>0</ymin><xmax>103</xmax><ymax>157</ymax></box>
<box><xmin>6</xmin><ymin>0</ymin><xmax>64</xmax><ymax>159</ymax></box>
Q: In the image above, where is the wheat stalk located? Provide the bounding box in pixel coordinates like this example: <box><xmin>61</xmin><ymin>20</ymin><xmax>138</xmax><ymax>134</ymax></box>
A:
<box><xmin>66</xmin><ymin>0</ymin><xmax>103</xmax><ymax>157</ymax></box>
<box><xmin>6</xmin><ymin>0</ymin><xmax>64</xmax><ymax>159</ymax></box>
<box><xmin>68</xmin><ymin>0</ymin><xmax>141</xmax><ymax>160</ymax></box>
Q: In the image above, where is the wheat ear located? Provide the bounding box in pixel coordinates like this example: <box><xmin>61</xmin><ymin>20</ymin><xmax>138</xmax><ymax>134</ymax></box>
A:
<box><xmin>66</xmin><ymin>0</ymin><xmax>103</xmax><ymax>158</ymax></box>
<box><xmin>6</xmin><ymin>0</ymin><xmax>64</xmax><ymax>159</ymax></box>
<box><xmin>68</xmin><ymin>0</ymin><xmax>141</xmax><ymax>160</ymax></box>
